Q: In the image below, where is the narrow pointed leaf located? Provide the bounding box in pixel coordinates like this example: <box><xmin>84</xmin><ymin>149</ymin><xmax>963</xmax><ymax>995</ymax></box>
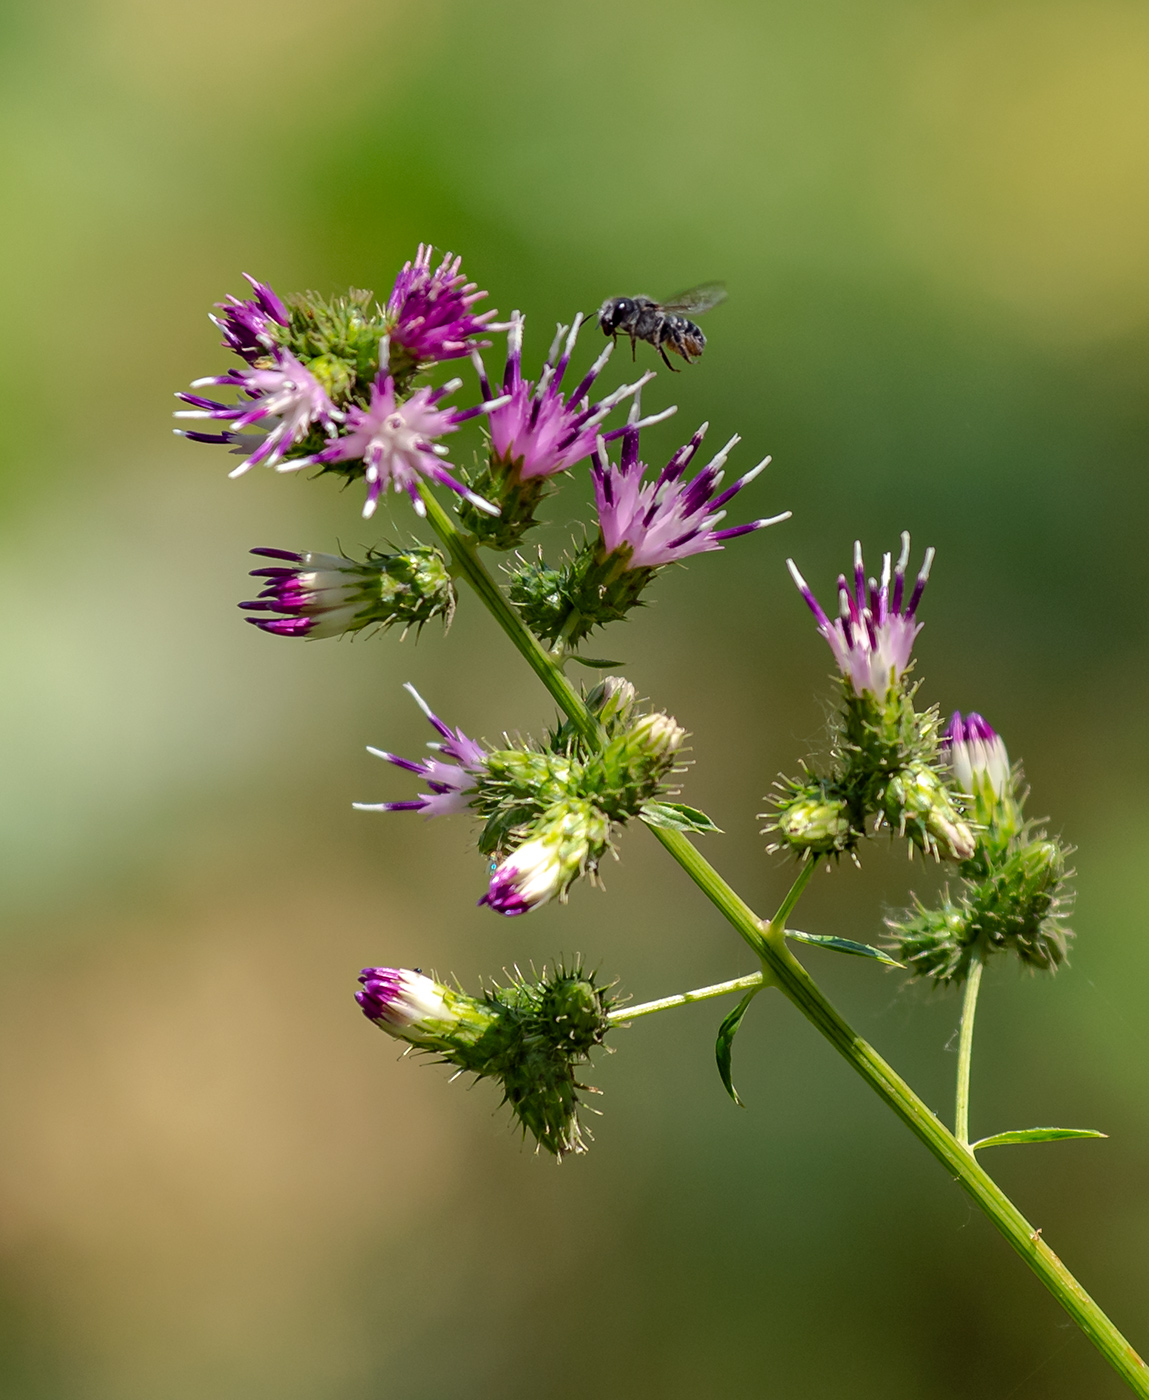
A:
<box><xmin>971</xmin><ymin>1127</ymin><xmax>1107</xmax><ymax>1151</ymax></box>
<box><xmin>786</xmin><ymin>929</ymin><xmax>904</xmax><ymax>969</ymax></box>
<box><xmin>570</xmin><ymin>655</ymin><xmax>624</xmax><ymax>668</ymax></box>
<box><xmin>641</xmin><ymin>801</ymin><xmax>723</xmax><ymax>835</ymax></box>
<box><xmin>715</xmin><ymin>990</ymin><xmax>759</xmax><ymax>1107</ymax></box>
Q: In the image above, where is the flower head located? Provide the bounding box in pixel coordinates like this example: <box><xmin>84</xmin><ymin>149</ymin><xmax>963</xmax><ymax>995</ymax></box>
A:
<box><xmin>592</xmin><ymin>419</ymin><xmax>789</xmax><ymax>570</ymax></box>
<box><xmin>788</xmin><ymin>533</ymin><xmax>934</xmax><ymax>698</ymax></box>
<box><xmin>240</xmin><ymin>544</ymin><xmax>455</xmax><ymax>639</ymax></box>
<box><xmin>943</xmin><ymin>712</ymin><xmax>1011</xmax><ymax>800</ymax></box>
<box><xmin>481</xmin><ymin>799</ymin><xmax>608</xmax><ymax>916</ymax></box>
<box><xmin>175</xmin><ymin>350</ymin><xmax>339</xmax><ymax>475</ymax></box>
<box><xmin>356</xmin><ymin>962</ymin><xmax>614</xmax><ymax>1158</ymax></box>
<box><xmin>474</xmin><ymin>312</ymin><xmax>657</xmax><ymax>480</ymax></box>
<box><xmin>300</xmin><ymin>372</ymin><xmax>501</xmax><ymax>519</ymax></box>
<box><xmin>210</xmin><ymin>273</ymin><xmax>289</xmax><ymax>362</ymax></box>
<box><xmin>354</xmin><ymin>684</ymin><xmax>487</xmax><ymax>818</ymax></box>
<box><xmin>356</xmin><ymin>967</ymin><xmax>464</xmax><ymax>1040</ymax></box>
<box><xmin>386</xmin><ymin>244</ymin><xmax>497</xmax><ymax>364</ymax></box>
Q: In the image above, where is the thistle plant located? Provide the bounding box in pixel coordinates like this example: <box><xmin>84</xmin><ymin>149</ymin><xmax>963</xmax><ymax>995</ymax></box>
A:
<box><xmin>179</xmin><ymin>249</ymin><xmax>1149</xmax><ymax>1395</ymax></box>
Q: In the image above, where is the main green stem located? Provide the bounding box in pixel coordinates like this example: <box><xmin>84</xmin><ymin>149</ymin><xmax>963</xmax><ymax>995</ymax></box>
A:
<box><xmin>955</xmin><ymin>956</ymin><xmax>984</xmax><ymax>1149</ymax></box>
<box><xmin>418</xmin><ymin>483</ymin><xmax>1149</xmax><ymax>1396</ymax></box>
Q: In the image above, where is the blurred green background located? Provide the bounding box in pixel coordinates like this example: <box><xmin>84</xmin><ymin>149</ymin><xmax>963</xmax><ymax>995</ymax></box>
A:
<box><xmin>1</xmin><ymin>0</ymin><xmax>1148</xmax><ymax>1395</ymax></box>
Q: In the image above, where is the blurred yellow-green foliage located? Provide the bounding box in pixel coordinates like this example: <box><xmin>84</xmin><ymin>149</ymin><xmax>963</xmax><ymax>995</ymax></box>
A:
<box><xmin>2</xmin><ymin>0</ymin><xmax>1149</xmax><ymax>1395</ymax></box>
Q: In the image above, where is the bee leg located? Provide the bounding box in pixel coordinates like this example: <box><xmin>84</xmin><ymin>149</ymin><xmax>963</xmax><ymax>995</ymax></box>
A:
<box><xmin>629</xmin><ymin>335</ymin><xmax>637</xmax><ymax>361</ymax></box>
<box><xmin>658</xmin><ymin>344</ymin><xmax>679</xmax><ymax>372</ymax></box>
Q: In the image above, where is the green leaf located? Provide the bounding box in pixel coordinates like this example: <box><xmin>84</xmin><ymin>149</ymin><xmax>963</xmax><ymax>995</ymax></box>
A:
<box><xmin>715</xmin><ymin>990</ymin><xmax>759</xmax><ymax>1107</ymax></box>
<box><xmin>641</xmin><ymin>801</ymin><xmax>723</xmax><ymax>835</ymax></box>
<box><xmin>786</xmin><ymin>929</ymin><xmax>904</xmax><ymax>969</ymax></box>
<box><xmin>971</xmin><ymin>1127</ymin><xmax>1108</xmax><ymax>1151</ymax></box>
<box><xmin>570</xmin><ymin>655</ymin><xmax>625</xmax><ymax>668</ymax></box>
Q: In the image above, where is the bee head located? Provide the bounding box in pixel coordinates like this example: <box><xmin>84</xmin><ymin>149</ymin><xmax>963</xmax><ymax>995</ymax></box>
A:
<box><xmin>598</xmin><ymin>297</ymin><xmax>634</xmax><ymax>335</ymax></box>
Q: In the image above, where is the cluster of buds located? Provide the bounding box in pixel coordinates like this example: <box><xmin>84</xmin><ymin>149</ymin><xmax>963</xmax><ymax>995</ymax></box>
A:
<box><xmin>767</xmin><ymin>536</ymin><xmax>973</xmax><ymax>864</ymax></box>
<box><xmin>357</xmin><ymin>678</ymin><xmax>689</xmax><ymax>915</ymax></box>
<box><xmin>240</xmin><ymin>544</ymin><xmax>455</xmax><ymax>638</ymax></box>
<box><xmin>509</xmin><ymin>416</ymin><xmax>790</xmax><ymax>649</ymax></box>
<box><xmin>886</xmin><ymin>713</ymin><xmax>1073</xmax><ymax>982</ymax></box>
<box><xmin>356</xmin><ymin>963</ymin><xmax>615</xmax><ymax>1156</ymax></box>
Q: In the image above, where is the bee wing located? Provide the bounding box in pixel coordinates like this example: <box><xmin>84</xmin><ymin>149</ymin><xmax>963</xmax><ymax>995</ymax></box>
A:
<box><xmin>660</xmin><ymin>281</ymin><xmax>728</xmax><ymax>315</ymax></box>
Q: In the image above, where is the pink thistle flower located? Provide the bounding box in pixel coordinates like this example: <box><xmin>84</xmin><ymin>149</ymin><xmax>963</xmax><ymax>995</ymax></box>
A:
<box><xmin>474</xmin><ymin>312</ymin><xmax>663</xmax><ymax>480</ymax></box>
<box><xmin>175</xmin><ymin>350</ymin><xmax>339</xmax><ymax>475</ymax></box>
<box><xmin>591</xmin><ymin>419</ymin><xmax>789</xmax><ymax>570</ymax></box>
<box><xmin>210</xmin><ymin>273</ymin><xmax>289</xmax><ymax>362</ymax></box>
<box><xmin>354</xmin><ymin>684</ymin><xmax>487</xmax><ymax>818</ymax></box>
<box><xmin>299</xmin><ymin>372</ymin><xmax>502</xmax><ymax>520</ymax></box>
<box><xmin>788</xmin><ymin>533</ymin><xmax>934</xmax><ymax>698</ymax></box>
<box><xmin>386</xmin><ymin>244</ymin><xmax>497</xmax><ymax>364</ymax></box>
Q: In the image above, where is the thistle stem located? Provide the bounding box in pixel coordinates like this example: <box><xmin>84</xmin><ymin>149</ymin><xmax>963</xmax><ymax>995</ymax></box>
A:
<box><xmin>955</xmin><ymin>955</ymin><xmax>984</xmax><ymax>1149</ymax></box>
<box><xmin>549</xmin><ymin>607</ymin><xmax>586</xmax><ymax>666</ymax></box>
<box><xmin>419</xmin><ymin>483</ymin><xmax>1149</xmax><ymax>1397</ymax></box>
<box><xmin>607</xmin><ymin>972</ymin><xmax>765</xmax><ymax>1023</ymax></box>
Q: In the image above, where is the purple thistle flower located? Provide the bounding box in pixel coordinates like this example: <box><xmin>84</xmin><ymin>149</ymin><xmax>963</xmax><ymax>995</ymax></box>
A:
<box><xmin>386</xmin><ymin>244</ymin><xmax>498</xmax><ymax>364</ymax></box>
<box><xmin>591</xmin><ymin>419</ymin><xmax>790</xmax><ymax>570</ymax></box>
<box><xmin>297</xmin><ymin>372</ymin><xmax>502</xmax><ymax>520</ymax></box>
<box><xmin>943</xmin><ymin>712</ymin><xmax>1011</xmax><ymax>799</ymax></box>
<box><xmin>787</xmin><ymin>533</ymin><xmax>934</xmax><ymax>698</ymax></box>
<box><xmin>210</xmin><ymin>273</ymin><xmax>289</xmax><ymax>362</ymax></box>
<box><xmin>356</xmin><ymin>967</ymin><xmax>457</xmax><ymax>1036</ymax></box>
<box><xmin>354</xmin><ymin>684</ymin><xmax>487</xmax><ymax>818</ymax></box>
<box><xmin>473</xmin><ymin>312</ymin><xmax>664</xmax><ymax>480</ymax></box>
<box><xmin>174</xmin><ymin>350</ymin><xmax>340</xmax><ymax>476</ymax></box>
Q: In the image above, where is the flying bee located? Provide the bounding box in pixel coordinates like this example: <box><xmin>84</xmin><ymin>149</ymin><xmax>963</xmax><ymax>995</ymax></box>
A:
<box><xmin>597</xmin><ymin>281</ymin><xmax>727</xmax><ymax>370</ymax></box>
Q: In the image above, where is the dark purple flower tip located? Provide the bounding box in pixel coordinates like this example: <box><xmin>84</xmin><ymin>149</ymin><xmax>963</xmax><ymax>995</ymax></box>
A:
<box><xmin>250</xmin><ymin>547</ymin><xmax>305</xmax><ymax>563</ymax></box>
<box><xmin>178</xmin><ymin>429</ymin><xmax>234</xmax><ymax>445</ymax></box>
<box><xmin>478</xmin><ymin>888</ymin><xmax>530</xmax><ymax>917</ymax></box>
<box><xmin>943</xmin><ymin>712</ymin><xmax>998</xmax><ymax>751</ymax></box>
<box><xmin>356</xmin><ymin>967</ymin><xmax>401</xmax><ymax>1021</ymax></box>
<box><xmin>245</xmin><ymin>616</ymin><xmax>314</xmax><ymax>637</ymax></box>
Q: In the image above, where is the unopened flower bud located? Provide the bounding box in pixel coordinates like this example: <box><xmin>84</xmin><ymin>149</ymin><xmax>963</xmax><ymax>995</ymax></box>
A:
<box><xmin>627</xmin><ymin>711</ymin><xmax>687</xmax><ymax>761</ymax></box>
<box><xmin>241</xmin><ymin>544</ymin><xmax>455</xmax><ymax>639</ymax></box>
<box><xmin>586</xmin><ymin>675</ymin><xmax>639</xmax><ymax>729</ymax></box>
<box><xmin>883</xmin><ymin>762</ymin><xmax>975</xmax><ymax>862</ymax></box>
<box><xmin>942</xmin><ymin>711</ymin><xmax>1022</xmax><ymax>846</ymax></box>
<box><xmin>482</xmin><ymin>800</ymin><xmax>609</xmax><ymax>916</ymax></box>
<box><xmin>944</xmin><ymin>712</ymin><xmax>1011</xmax><ymax>799</ymax></box>
<box><xmin>771</xmin><ymin>789</ymin><xmax>853</xmax><ymax>856</ymax></box>
<box><xmin>886</xmin><ymin>834</ymin><xmax>1073</xmax><ymax>983</ymax></box>
<box><xmin>355</xmin><ymin>962</ymin><xmax>617</xmax><ymax>1157</ymax></box>
<box><xmin>356</xmin><ymin>967</ymin><xmax>496</xmax><ymax>1046</ymax></box>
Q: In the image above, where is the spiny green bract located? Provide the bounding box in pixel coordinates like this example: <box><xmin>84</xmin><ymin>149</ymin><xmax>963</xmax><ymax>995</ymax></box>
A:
<box><xmin>359</xmin><ymin>544</ymin><xmax>456</xmax><ymax>634</ymax></box>
<box><xmin>446</xmin><ymin>966</ymin><xmax>616</xmax><ymax>1157</ymax></box>
<box><xmin>766</xmin><ymin>680</ymin><xmax>973</xmax><ymax>863</ymax></box>
<box><xmin>507</xmin><ymin>541</ymin><xmax>654</xmax><ymax>648</ymax></box>
<box><xmin>457</xmin><ymin>457</ymin><xmax>553</xmax><ymax>552</ymax></box>
<box><xmin>888</xmin><ymin>834</ymin><xmax>1073</xmax><ymax>983</ymax></box>
<box><xmin>271</xmin><ymin>289</ymin><xmax>390</xmax><ymax>405</ymax></box>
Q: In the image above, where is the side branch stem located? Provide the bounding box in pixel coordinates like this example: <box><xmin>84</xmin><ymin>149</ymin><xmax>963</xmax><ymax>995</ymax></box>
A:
<box><xmin>608</xmin><ymin>972</ymin><xmax>764</xmax><ymax>1023</ymax></box>
<box><xmin>420</xmin><ymin>485</ymin><xmax>1149</xmax><ymax>1396</ymax></box>
<box><xmin>955</xmin><ymin>955</ymin><xmax>984</xmax><ymax>1149</ymax></box>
